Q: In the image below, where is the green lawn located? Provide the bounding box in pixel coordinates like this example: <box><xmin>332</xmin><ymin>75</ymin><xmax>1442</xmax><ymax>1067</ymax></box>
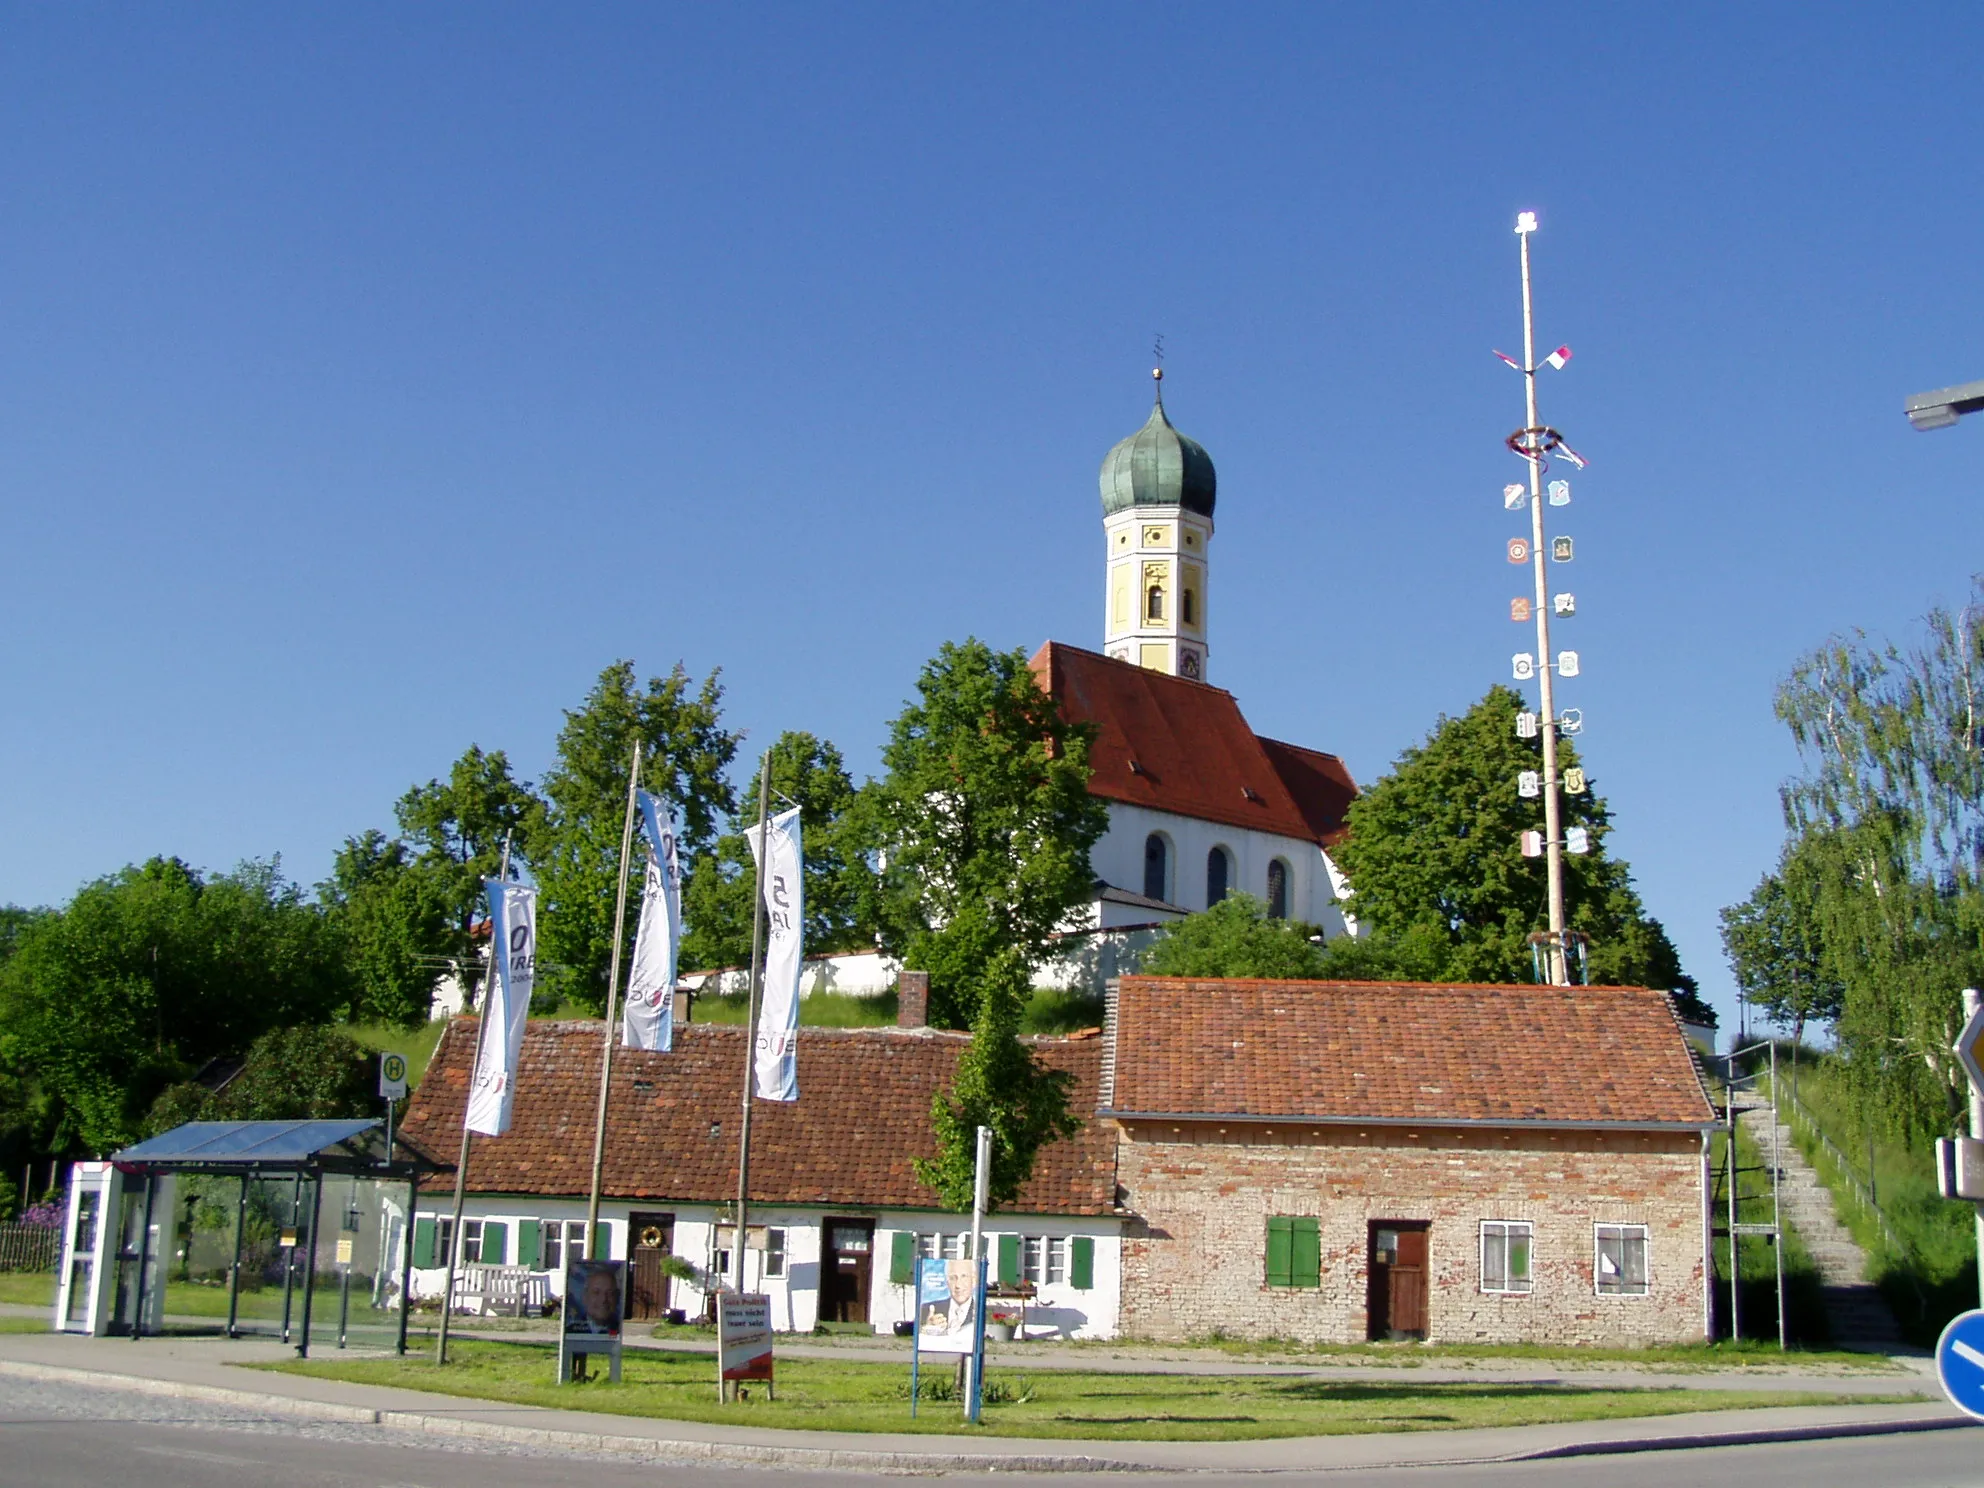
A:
<box><xmin>0</xmin><ymin>1273</ymin><xmax>54</xmax><ymax>1307</ymax></box>
<box><xmin>261</xmin><ymin>1338</ymin><xmax>1909</xmax><ymax>1442</ymax></box>
<box><xmin>1150</xmin><ymin>1334</ymin><xmax>1903</xmax><ymax>1372</ymax></box>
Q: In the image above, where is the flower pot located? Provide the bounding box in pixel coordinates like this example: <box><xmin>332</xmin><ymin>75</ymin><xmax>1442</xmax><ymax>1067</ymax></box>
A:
<box><xmin>987</xmin><ymin>1320</ymin><xmax>1016</xmax><ymax>1342</ymax></box>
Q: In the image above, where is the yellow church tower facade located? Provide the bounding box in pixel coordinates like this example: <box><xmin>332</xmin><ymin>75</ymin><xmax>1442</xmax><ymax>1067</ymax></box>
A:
<box><xmin>1100</xmin><ymin>370</ymin><xmax>1216</xmax><ymax>681</ymax></box>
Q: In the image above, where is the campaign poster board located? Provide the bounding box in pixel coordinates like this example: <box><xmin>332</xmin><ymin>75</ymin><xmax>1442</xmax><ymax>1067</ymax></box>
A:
<box><xmin>914</xmin><ymin>1257</ymin><xmax>980</xmax><ymax>1354</ymax></box>
<box><xmin>558</xmin><ymin>1257</ymin><xmax>624</xmax><ymax>1383</ymax></box>
<box><xmin>718</xmin><ymin>1291</ymin><xmax>774</xmax><ymax>1384</ymax></box>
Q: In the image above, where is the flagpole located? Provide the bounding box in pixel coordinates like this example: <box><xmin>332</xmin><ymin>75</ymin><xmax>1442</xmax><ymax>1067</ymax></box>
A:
<box><xmin>585</xmin><ymin>740</ymin><xmax>644</xmax><ymax>1259</ymax></box>
<box><xmin>730</xmin><ymin>753</ymin><xmax>774</xmax><ymax>1347</ymax></box>
<box><xmin>437</xmin><ymin>832</ymin><xmax>511</xmax><ymax>1365</ymax></box>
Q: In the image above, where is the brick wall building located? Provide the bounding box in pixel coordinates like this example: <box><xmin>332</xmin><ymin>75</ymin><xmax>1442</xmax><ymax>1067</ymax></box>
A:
<box><xmin>1104</xmin><ymin>977</ymin><xmax>1717</xmax><ymax>1347</ymax></box>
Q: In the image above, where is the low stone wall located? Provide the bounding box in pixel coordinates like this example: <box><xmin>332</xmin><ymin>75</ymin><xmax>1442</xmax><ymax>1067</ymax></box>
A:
<box><xmin>1117</xmin><ymin>1120</ymin><xmax>1705</xmax><ymax>1347</ymax></box>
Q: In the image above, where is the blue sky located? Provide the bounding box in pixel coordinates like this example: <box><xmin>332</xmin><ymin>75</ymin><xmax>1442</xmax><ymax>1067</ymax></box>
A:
<box><xmin>3</xmin><ymin>5</ymin><xmax>1981</xmax><ymax>1029</ymax></box>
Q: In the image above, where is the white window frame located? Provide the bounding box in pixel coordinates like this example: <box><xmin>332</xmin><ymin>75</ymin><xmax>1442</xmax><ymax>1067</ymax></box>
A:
<box><xmin>764</xmin><ymin>1226</ymin><xmax>787</xmax><ymax>1279</ymax></box>
<box><xmin>1046</xmin><ymin>1234</ymin><xmax>1067</xmax><ymax>1285</ymax></box>
<box><xmin>1479</xmin><ymin>1220</ymin><xmax>1533</xmax><ymax>1295</ymax></box>
<box><xmin>1594</xmin><ymin>1223</ymin><xmax>1650</xmax><ymax>1297</ymax></box>
<box><xmin>460</xmin><ymin>1218</ymin><xmax>483</xmax><ymax>1264</ymax></box>
<box><xmin>917</xmin><ymin>1232</ymin><xmax>941</xmax><ymax>1259</ymax></box>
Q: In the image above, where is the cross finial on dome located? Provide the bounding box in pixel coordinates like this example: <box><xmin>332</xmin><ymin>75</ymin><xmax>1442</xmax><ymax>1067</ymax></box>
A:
<box><xmin>1152</xmin><ymin>333</ymin><xmax>1165</xmax><ymax>405</ymax></box>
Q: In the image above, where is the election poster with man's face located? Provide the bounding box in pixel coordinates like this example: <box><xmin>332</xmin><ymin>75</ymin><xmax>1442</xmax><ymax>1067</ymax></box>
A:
<box><xmin>915</xmin><ymin>1257</ymin><xmax>980</xmax><ymax>1354</ymax></box>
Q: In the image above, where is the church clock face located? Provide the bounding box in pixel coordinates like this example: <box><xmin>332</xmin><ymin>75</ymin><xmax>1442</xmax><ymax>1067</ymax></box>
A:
<box><xmin>1179</xmin><ymin>648</ymin><xmax>1202</xmax><ymax>680</ymax></box>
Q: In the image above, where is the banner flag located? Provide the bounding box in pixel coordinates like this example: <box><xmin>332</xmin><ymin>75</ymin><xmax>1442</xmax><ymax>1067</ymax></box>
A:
<box><xmin>622</xmin><ymin>791</ymin><xmax>683</xmax><ymax>1052</ymax></box>
<box><xmin>744</xmin><ymin>805</ymin><xmax>803</xmax><ymax>1102</ymax></box>
<box><xmin>466</xmin><ymin>880</ymin><xmax>536</xmax><ymax>1136</ymax></box>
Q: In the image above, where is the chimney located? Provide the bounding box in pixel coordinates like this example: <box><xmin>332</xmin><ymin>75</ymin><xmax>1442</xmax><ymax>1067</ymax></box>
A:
<box><xmin>897</xmin><ymin>970</ymin><xmax>929</xmax><ymax>1029</ymax></box>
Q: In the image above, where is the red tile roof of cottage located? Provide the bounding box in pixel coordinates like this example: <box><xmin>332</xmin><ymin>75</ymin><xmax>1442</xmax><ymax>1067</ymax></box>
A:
<box><xmin>1105</xmin><ymin>978</ymin><xmax>1717</xmax><ymax>1129</ymax></box>
<box><xmin>1029</xmin><ymin>641</ymin><xmax>1356</xmax><ymax>845</ymax></box>
<box><xmin>402</xmin><ymin>1019</ymin><xmax>1117</xmax><ymax>1215</ymax></box>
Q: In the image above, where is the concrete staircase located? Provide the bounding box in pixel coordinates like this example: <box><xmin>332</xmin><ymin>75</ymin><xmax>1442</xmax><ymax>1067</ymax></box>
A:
<box><xmin>1736</xmin><ymin>1105</ymin><xmax>1903</xmax><ymax>1351</ymax></box>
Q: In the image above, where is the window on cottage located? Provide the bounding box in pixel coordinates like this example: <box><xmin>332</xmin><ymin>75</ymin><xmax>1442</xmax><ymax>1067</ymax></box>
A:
<box><xmin>1207</xmin><ymin>847</ymin><xmax>1230</xmax><ymax>906</ymax></box>
<box><xmin>1481</xmin><ymin>1221</ymin><xmax>1533</xmax><ymax>1294</ymax></box>
<box><xmin>459</xmin><ymin>1219</ymin><xmax>484</xmax><ymax>1264</ymax></box>
<box><xmin>1265</xmin><ymin>1216</ymin><xmax>1321</xmax><ymax>1288</ymax></box>
<box><xmin>543</xmin><ymin>1220</ymin><xmax>589</xmax><ymax>1275</ymax></box>
<box><xmin>1147</xmin><ymin>585</ymin><xmax>1165</xmax><ymax>621</ymax></box>
<box><xmin>1021</xmin><ymin>1235</ymin><xmax>1068</xmax><ymax>1286</ymax></box>
<box><xmin>764</xmin><ymin>1226</ymin><xmax>787</xmax><ymax>1279</ymax></box>
<box><xmin>1266</xmin><ymin>859</ymin><xmax>1289</xmax><ymax>919</ymax></box>
<box><xmin>1144</xmin><ymin>834</ymin><xmax>1169</xmax><ymax>902</ymax></box>
<box><xmin>917</xmin><ymin>1232</ymin><xmax>941</xmax><ymax>1259</ymax></box>
<box><xmin>1595</xmin><ymin>1224</ymin><xmax>1649</xmax><ymax>1296</ymax></box>
<box><xmin>942</xmin><ymin>1232</ymin><xmax>972</xmax><ymax>1260</ymax></box>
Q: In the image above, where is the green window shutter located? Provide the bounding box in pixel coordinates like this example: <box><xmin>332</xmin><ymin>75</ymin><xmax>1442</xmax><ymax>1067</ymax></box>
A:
<box><xmin>1266</xmin><ymin>1216</ymin><xmax>1293</xmax><ymax>1288</ymax></box>
<box><xmin>1292</xmin><ymin>1218</ymin><xmax>1321</xmax><ymax>1288</ymax></box>
<box><xmin>412</xmin><ymin>1217</ymin><xmax>436</xmax><ymax>1269</ymax></box>
<box><xmin>1070</xmin><ymin>1235</ymin><xmax>1094</xmax><ymax>1291</ymax></box>
<box><xmin>515</xmin><ymin>1219</ymin><xmax>541</xmax><ymax>1269</ymax></box>
<box><xmin>479</xmin><ymin>1220</ymin><xmax>507</xmax><ymax>1265</ymax></box>
<box><xmin>888</xmin><ymin>1230</ymin><xmax>915</xmax><ymax>1286</ymax></box>
<box><xmin>997</xmin><ymin>1233</ymin><xmax>1021</xmax><ymax>1286</ymax></box>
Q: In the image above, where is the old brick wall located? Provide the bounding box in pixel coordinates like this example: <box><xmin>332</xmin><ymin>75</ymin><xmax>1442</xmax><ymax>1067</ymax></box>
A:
<box><xmin>1117</xmin><ymin>1120</ymin><xmax>1705</xmax><ymax>1347</ymax></box>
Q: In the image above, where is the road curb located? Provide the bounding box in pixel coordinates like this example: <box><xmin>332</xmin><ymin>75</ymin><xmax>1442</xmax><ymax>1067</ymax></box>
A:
<box><xmin>0</xmin><ymin>1357</ymin><xmax>1967</xmax><ymax>1474</ymax></box>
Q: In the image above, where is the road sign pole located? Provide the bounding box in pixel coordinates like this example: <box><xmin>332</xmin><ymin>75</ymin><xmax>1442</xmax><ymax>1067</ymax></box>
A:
<box><xmin>1967</xmin><ymin>988</ymin><xmax>1984</xmax><ymax>1311</ymax></box>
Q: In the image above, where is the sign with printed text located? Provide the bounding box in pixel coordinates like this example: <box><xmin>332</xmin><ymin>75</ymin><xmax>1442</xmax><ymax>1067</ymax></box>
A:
<box><xmin>916</xmin><ymin>1257</ymin><xmax>982</xmax><ymax>1355</ymax></box>
<box><xmin>719</xmin><ymin>1292</ymin><xmax>774</xmax><ymax>1382</ymax></box>
<box><xmin>378</xmin><ymin>1052</ymin><xmax>408</xmax><ymax>1101</ymax></box>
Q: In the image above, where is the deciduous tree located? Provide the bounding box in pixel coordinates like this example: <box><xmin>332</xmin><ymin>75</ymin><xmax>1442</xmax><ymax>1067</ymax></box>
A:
<box><xmin>535</xmin><ymin>661</ymin><xmax>742</xmax><ymax>1011</ymax></box>
<box><xmin>1330</xmin><ymin>686</ymin><xmax>1687</xmax><ymax>990</ymax></box>
<box><xmin>862</xmin><ymin>640</ymin><xmax>1107</xmax><ymax>1028</ymax></box>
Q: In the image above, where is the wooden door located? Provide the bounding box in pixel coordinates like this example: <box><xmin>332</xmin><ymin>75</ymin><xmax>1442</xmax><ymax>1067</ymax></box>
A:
<box><xmin>628</xmin><ymin>1211</ymin><xmax>674</xmax><ymax>1320</ymax></box>
<box><xmin>821</xmin><ymin>1218</ymin><xmax>875</xmax><ymax>1323</ymax></box>
<box><xmin>1366</xmin><ymin>1221</ymin><xmax>1430</xmax><ymax>1341</ymax></box>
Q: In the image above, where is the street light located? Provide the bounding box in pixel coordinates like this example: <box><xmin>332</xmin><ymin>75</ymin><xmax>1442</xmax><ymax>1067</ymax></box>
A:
<box><xmin>1906</xmin><ymin>378</ymin><xmax>1984</xmax><ymax>431</ymax></box>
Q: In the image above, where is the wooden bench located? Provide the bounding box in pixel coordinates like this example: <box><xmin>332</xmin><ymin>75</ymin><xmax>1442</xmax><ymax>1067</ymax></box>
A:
<box><xmin>451</xmin><ymin>1264</ymin><xmax>549</xmax><ymax>1317</ymax></box>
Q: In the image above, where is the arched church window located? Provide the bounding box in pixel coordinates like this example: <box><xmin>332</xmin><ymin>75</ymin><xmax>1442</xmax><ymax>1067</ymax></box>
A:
<box><xmin>1146</xmin><ymin>585</ymin><xmax>1165</xmax><ymax>622</ymax></box>
<box><xmin>1182</xmin><ymin>589</ymin><xmax>1196</xmax><ymax>626</ymax></box>
<box><xmin>1206</xmin><ymin>847</ymin><xmax>1229</xmax><ymax>907</ymax></box>
<box><xmin>1266</xmin><ymin>859</ymin><xmax>1289</xmax><ymax>919</ymax></box>
<box><xmin>1144</xmin><ymin>833</ymin><xmax>1168</xmax><ymax>902</ymax></box>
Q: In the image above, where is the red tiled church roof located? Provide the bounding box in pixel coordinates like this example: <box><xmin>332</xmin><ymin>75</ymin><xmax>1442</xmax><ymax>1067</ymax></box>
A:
<box><xmin>1105</xmin><ymin>977</ymin><xmax>1717</xmax><ymax>1129</ymax></box>
<box><xmin>1029</xmin><ymin>641</ymin><xmax>1356</xmax><ymax>846</ymax></box>
<box><xmin>402</xmin><ymin>1019</ymin><xmax>1118</xmax><ymax>1215</ymax></box>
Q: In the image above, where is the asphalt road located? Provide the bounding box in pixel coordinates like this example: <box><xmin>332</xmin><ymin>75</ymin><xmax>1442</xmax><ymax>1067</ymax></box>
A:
<box><xmin>0</xmin><ymin>1376</ymin><xmax>1977</xmax><ymax>1487</ymax></box>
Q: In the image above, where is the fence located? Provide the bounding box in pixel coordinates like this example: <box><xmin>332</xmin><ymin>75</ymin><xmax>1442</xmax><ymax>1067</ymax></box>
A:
<box><xmin>0</xmin><ymin>1223</ymin><xmax>59</xmax><ymax>1272</ymax></box>
<box><xmin>1766</xmin><ymin>1073</ymin><xmax>1905</xmax><ymax>1255</ymax></box>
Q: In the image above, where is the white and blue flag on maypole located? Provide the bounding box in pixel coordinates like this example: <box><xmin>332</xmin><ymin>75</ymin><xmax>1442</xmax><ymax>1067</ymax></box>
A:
<box><xmin>745</xmin><ymin>805</ymin><xmax>803</xmax><ymax>1102</ymax></box>
<box><xmin>622</xmin><ymin>790</ymin><xmax>683</xmax><ymax>1053</ymax></box>
<box><xmin>466</xmin><ymin>880</ymin><xmax>536</xmax><ymax>1137</ymax></box>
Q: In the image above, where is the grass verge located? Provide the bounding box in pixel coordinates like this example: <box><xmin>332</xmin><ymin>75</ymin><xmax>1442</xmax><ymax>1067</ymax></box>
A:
<box><xmin>1139</xmin><ymin>1333</ymin><xmax>1902</xmax><ymax>1372</ymax></box>
<box><xmin>261</xmin><ymin>1337</ymin><xmax>1909</xmax><ymax>1441</ymax></box>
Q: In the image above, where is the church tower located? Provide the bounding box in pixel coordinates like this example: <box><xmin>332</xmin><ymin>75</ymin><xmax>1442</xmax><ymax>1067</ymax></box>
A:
<box><xmin>1099</xmin><ymin>369</ymin><xmax>1217</xmax><ymax>680</ymax></box>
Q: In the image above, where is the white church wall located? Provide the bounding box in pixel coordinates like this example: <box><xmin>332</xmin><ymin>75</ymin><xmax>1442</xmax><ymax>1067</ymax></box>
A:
<box><xmin>1092</xmin><ymin>802</ymin><xmax>1352</xmax><ymax>937</ymax></box>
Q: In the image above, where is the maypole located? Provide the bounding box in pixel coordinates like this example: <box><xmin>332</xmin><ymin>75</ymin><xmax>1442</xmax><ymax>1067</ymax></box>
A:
<box><xmin>1497</xmin><ymin>210</ymin><xmax>1592</xmax><ymax>986</ymax></box>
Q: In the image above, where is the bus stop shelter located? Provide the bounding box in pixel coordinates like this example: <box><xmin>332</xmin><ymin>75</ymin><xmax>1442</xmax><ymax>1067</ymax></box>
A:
<box><xmin>100</xmin><ymin>1118</ymin><xmax>439</xmax><ymax>1357</ymax></box>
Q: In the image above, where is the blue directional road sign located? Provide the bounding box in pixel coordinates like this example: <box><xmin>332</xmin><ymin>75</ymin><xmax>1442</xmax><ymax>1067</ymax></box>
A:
<box><xmin>1935</xmin><ymin>1308</ymin><xmax>1984</xmax><ymax>1418</ymax></box>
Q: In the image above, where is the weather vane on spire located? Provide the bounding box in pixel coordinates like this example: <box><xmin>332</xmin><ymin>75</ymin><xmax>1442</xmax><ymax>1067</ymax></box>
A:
<box><xmin>1152</xmin><ymin>332</ymin><xmax>1166</xmax><ymax>398</ymax></box>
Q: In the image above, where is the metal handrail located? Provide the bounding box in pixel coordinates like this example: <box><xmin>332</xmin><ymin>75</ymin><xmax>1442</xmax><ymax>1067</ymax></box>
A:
<box><xmin>1763</xmin><ymin>1073</ymin><xmax>1905</xmax><ymax>1256</ymax></box>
